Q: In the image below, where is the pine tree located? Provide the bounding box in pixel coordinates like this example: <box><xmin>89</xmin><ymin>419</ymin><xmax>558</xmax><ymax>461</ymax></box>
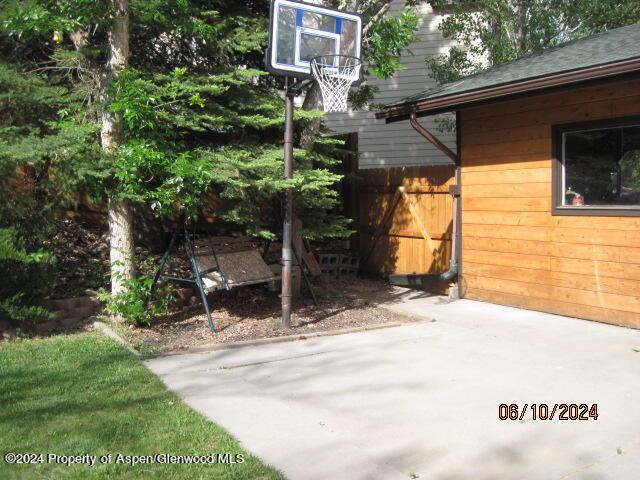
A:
<box><xmin>0</xmin><ymin>0</ymin><xmax>353</xmax><ymax>307</ymax></box>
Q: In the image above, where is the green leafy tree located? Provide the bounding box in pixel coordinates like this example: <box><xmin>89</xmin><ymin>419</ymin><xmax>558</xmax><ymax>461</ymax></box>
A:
<box><xmin>428</xmin><ymin>0</ymin><xmax>640</xmax><ymax>84</ymax></box>
<box><xmin>563</xmin><ymin>0</ymin><xmax>640</xmax><ymax>36</ymax></box>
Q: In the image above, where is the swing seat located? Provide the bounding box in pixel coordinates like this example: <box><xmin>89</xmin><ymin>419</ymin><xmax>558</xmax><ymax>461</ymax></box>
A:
<box><xmin>193</xmin><ymin>237</ymin><xmax>279</xmax><ymax>292</ymax></box>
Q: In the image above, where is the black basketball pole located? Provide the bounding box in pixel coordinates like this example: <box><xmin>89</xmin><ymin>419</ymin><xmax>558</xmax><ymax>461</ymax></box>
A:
<box><xmin>282</xmin><ymin>78</ymin><xmax>294</xmax><ymax>328</ymax></box>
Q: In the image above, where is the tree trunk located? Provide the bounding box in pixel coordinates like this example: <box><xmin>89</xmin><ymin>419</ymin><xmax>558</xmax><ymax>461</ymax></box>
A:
<box><xmin>516</xmin><ymin>1</ymin><xmax>529</xmax><ymax>57</ymax></box>
<box><xmin>102</xmin><ymin>0</ymin><xmax>135</xmax><ymax>295</ymax></box>
<box><xmin>489</xmin><ymin>17</ymin><xmax>502</xmax><ymax>66</ymax></box>
<box><xmin>108</xmin><ymin>198</ymin><xmax>135</xmax><ymax>294</ymax></box>
<box><xmin>299</xmin><ymin>82</ymin><xmax>323</xmax><ymax>150</ymax></box>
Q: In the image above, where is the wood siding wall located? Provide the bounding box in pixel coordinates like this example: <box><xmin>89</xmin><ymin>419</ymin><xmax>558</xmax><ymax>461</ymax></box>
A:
<box><xmin>459</xmin><ymin>78</ymin><xmax>640</xmax><ymax>329</ymax></box>
<box><xmin>358</xmin><ymin>165</ymin><xmax>455</xmax><ymax>292</ymax></box>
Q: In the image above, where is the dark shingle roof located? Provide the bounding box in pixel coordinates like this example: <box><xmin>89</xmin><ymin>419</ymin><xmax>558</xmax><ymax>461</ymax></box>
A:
<box><xmin>383</xmin><ymin>23</ymin><xmax>640</xmax><ymax>112</ymax></box>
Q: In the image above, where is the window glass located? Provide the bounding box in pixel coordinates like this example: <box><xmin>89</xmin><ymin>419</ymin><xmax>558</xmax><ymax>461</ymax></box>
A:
<box><xmin>563</xmin><ymin>125</ymin><xmax>640</xmax><ymax>207</ymax></box>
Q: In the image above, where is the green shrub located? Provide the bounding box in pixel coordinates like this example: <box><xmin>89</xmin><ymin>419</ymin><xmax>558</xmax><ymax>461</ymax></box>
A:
<box><xmin>98</xmin><ymin>269</ymin><xmax>174</xmax><ymax>327</ymax></box>
<box><xmin>0</xmin><ymin>228</ymin><xmax>56</xmax><ymax>324</ymax></box>
<box><xmin>0</xmin><ymin>295</ymin><xmax>54</xmax><ymax>324</ymax></box>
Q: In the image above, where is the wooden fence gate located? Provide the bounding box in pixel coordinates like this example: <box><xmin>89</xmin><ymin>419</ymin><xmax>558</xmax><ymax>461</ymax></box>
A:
<box><xmin>355</xmin><ymin>165</ymin><xmax>455</xmax><ymax>291</ymax></box>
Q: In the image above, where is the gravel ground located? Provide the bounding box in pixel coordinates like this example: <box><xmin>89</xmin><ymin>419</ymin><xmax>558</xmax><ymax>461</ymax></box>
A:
<box><xmin>122</xmin><ymin>278</ymin><xmax>417</xmax><ymax>354</ymax></box>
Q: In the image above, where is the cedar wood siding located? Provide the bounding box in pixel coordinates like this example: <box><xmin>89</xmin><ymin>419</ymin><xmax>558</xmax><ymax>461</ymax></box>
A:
<box><xmin>459</xmin><ymin>77</ymin><xmax>640</xmax><ymax>329</ymax></box>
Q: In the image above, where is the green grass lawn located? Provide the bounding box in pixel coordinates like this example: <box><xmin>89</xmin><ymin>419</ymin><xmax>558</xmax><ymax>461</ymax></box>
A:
<box><xmin>0</xmin><ymin>333</ymin><xmax>284</xmax><ymax>480</ymax></box>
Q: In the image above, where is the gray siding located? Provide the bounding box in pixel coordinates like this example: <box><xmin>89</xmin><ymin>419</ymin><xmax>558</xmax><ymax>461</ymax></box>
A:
<box><xmin>324</xmin><ymin>1</ymin><xmax>456</xmax><ymax>169</ymax></box>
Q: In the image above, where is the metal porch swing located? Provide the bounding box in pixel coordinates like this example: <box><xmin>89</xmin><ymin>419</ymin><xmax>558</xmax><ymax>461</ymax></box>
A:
<box><xmin>149</xmin><ymin>222</ymin><xmax>280</xmax><ymax>333</ymax></box>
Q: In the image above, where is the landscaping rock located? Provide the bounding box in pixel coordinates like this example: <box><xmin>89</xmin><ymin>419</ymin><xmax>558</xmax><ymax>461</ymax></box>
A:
<box><xmin>1</xmin><ymin>329</ymin><xmax>16</xmax><ymax>341</ymax></box>
<box><xmin>0</xmin><ymin>319</ymin><xmax>11</xmax><ymax>333</ymax></box>
<box><xmin>35</xmin><ymin>294</ymin><xmax>102</xmax><ymax>335</ymax></box>
<box><xmin>57</xmin><ymin>296</ymin><xmax>98</xmax><ymax>310</ymax></box>
<box><xmin>58</xmin><ymin>315</ymin><xmax>85</xmax><ymax>329</ymax></box>
<box><xmin>45</xmin><ymin>296</ymin><xmax>101</xmax><ymax>322</ymax></box>
<box><xmin>34</xmin><ymin>320</ymin><xmax>58</xmax><ymax>335</ymax></box>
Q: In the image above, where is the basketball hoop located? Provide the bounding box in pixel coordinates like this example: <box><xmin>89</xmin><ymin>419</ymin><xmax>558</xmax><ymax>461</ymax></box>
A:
<box><xmin>266</xmin><ymin>0</ymin><xmax>362</xmax><ymax>328</ymax></box>
<box><xmin>311</xmin><ymin>55</ymin><xmax>362</xmax><ymax>113</ymax></box>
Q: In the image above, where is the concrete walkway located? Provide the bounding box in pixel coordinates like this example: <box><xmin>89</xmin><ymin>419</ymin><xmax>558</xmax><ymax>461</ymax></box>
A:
<box><xmin>146</xmin><ymin>292</ymin><xmax>640</xmax><ymax>480</ymax></box>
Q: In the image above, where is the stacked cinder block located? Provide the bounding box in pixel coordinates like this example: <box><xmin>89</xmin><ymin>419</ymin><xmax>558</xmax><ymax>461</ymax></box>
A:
<box><xmin>317</xmin><ymin>253</ymin><xmax>360</xmax><ymax>278</ymax></box>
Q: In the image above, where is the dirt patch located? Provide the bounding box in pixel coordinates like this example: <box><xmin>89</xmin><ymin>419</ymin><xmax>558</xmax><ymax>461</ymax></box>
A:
<box><xmin>122</xmin><ymin>278</ymin><xmax>418</xmax><ymax>354</ymax></box>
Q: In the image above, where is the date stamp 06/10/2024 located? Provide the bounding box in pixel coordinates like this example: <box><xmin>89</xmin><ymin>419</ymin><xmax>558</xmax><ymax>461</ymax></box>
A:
<box><xmin>499</xmin><ymin>403</ymin><xmax>599</xmax><ymax>421</ymax></box>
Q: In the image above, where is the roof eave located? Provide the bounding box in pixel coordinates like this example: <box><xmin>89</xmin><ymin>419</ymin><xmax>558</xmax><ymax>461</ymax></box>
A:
<box><xmin>376</xmin><ymin>57</ymin><xmax>640</xmax><ymax>123</ymax></box>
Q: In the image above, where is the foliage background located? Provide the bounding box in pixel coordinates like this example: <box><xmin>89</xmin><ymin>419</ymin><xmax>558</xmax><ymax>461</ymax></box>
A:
<box><xmin>0</xmin><ymin>0</ymin><xmax>368</xmax><ymax>323</ymax></box>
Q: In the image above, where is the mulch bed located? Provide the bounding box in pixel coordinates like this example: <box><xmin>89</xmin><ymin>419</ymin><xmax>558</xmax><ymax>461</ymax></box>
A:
<box><xmin>122</xmin><ymin>277</ymin><xmax>417</xmax><ymax>354</ymax></box>
<box><xmin>45</xmin><ymin>219</ymin><xmax>111</xmax><ymax>298</ymax></box>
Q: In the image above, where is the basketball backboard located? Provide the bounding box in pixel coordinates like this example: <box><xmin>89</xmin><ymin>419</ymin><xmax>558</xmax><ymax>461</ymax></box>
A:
<box><xmin>267</xmin><ymin>0</ymin><xmax>362</xmax><ymax>78</ymax></box>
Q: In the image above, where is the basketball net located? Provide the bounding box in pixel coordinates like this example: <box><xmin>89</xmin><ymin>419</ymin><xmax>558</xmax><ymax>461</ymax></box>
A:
<box><xmin>311</xmin><ymin>55</ymin><xmax>362</xmax><ymax>113</ymax></box>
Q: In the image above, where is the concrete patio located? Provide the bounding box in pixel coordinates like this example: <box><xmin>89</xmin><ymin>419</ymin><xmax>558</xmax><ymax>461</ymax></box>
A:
<box><xmin>146</xmin><ymin>291</ymin><xmax>640</xmax><ymax>479</ymax></box>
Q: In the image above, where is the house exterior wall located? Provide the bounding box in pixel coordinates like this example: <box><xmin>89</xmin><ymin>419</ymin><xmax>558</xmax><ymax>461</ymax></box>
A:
<box><xmin>459</xmin><ymin>77</ymin><xmax>640</xmax><ymax>329</ymax></box>
<box><xmin>324</xmin><ymin>0</ymin><xmax>456</xmax><ymax>169</ymax></box>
